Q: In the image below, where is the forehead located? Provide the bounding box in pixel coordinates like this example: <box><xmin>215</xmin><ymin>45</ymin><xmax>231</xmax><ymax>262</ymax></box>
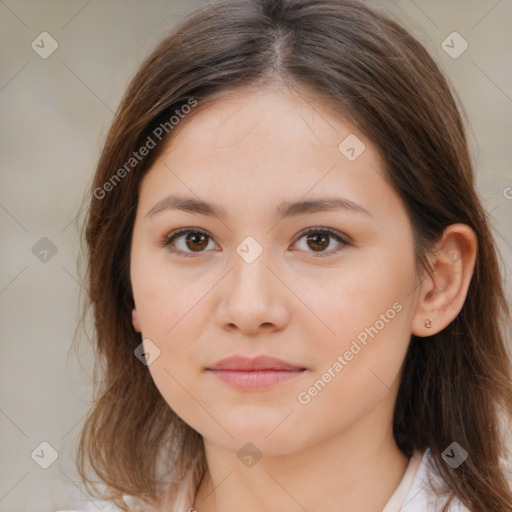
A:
<box><xmin>166</xmin><ymin>83</ymin><xmax>356</xmax><ymax>157</ymax></box>
<box><xmin>137</xmin><ymin>84</ymin><xmax>403</xmax><ymax>225</ymax></box>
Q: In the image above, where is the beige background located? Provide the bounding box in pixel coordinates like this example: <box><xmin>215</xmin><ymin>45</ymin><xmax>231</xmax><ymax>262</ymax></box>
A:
<box><xmin>1</xmin><ymin>0</ymin><xmax>511</xmax><ymax>510</ymax></box>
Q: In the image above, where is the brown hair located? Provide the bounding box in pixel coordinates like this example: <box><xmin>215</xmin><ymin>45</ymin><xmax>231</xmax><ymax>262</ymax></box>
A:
<box><xmin>75</xmin><ymin>0</ymin><xmax>512</xmax><ymax>510</ymax></box>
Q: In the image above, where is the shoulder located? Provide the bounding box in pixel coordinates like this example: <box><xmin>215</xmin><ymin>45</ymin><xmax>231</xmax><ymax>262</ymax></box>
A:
<box><xmin>401</xmin><ymin>448</ymin><xmax>470</xmax><ymax>511</ymax></box>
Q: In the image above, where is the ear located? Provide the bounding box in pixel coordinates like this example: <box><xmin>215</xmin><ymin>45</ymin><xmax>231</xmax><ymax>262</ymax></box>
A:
<box><xmin>412</xmin><ymin>223</ymin><xmax>477</xmax><ymax>337</ymax></box>
<box><xmin>132</xmin><ymin>307</ymin><xmax>142</xmax><ymax>332</ymax></box>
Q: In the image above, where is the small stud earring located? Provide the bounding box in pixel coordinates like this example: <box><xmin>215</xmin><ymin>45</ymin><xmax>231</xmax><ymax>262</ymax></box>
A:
<box><xmin>425</xmin><ymin>318</ymin><xmax>432</xmax><ymax>328</ymax></box>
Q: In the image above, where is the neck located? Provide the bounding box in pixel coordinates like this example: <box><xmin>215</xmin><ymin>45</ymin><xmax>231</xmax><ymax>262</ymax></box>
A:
<box><xmin>192</xmin><ymin>394</ymin><xmax>409</xmax><ymax>512</ymax></box>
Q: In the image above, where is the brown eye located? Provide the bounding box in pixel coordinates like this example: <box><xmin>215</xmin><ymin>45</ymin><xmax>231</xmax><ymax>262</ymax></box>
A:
<box><xmin>184</xmin><ymin>232</ymin><xmax>209</xmax><ymax>252</ymax></box>
<box><xmin>163</xmin><ymin>228</ymin><xmax>216</xmax><ymax>257</ymax></box>
<box><xmin>292</xmin><ymin>227</ymin><xmax>349</xmax><ymax>257</ymax></box>
<box><xmin>306</xmin><ymin>232</ymin><xmax>330</xmax><ymax>252</ymax></box>
<box><xmin>162</xmin><ymin>226</ymin><xmax>349</xmax><ymax>259</ymax></box>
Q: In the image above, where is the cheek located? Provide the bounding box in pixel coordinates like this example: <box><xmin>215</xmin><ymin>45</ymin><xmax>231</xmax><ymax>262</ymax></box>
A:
<box><xmin>131</xmin><ymin>248</ymin><xmax>208</xmax><ymax>335</ymax></box>
<box><xmin>301</xmin><ymin>249</ymin><xmax>415</xmax><ymax>390</ymax></box>
<box><xmin>300</xmin><ymin>252</ymin><xmax>414</xmax><ymax>345</ymax></box>
<box><xmin>131</xmin><ymin>259</ymin><xmax>217</xmax><ymax>386</ymax></box>
<box><xmin>293</xmin><ymin>288</ymin><xmax>412</xmax><ymax>441</ymax></box>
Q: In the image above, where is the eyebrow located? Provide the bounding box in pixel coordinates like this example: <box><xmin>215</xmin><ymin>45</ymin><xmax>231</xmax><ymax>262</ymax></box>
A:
<box><xmin>145</xmin><ymin>194</ymin><xmax>372</xmax><ymax>220</ymax></box>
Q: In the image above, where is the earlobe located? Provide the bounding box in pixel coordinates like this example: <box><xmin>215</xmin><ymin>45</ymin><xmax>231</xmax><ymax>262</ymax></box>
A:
<box><xmin>412</xmin><ymin>223</ymin><xmax>477</xmax><ymax>338</ymax></box>
<box><xmin>132</xmin><ymin>307</ymin><xmax>141</xmax><ymax>332</ymax></box>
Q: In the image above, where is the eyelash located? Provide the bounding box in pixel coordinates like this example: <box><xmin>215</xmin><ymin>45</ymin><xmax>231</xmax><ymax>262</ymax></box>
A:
<box><xmin>160</xmin><ymin>226</ymin><xmax>351</xmax><ymax>258</ymax></box>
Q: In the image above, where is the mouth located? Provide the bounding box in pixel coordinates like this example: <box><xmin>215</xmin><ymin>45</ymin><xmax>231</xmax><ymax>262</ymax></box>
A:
<box><xmin>206</xmin><ymin>355</ymin><xmax>307</xmax><ymax>390</ymax></box>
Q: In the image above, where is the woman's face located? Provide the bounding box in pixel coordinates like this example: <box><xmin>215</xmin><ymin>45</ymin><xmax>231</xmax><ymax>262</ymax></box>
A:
<box><xmin>130</xmin><ymin>84</ymin><xmax>422</xmax><ymax>456</ymax></box>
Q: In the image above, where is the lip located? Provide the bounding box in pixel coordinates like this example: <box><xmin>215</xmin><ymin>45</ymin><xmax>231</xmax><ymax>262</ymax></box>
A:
<box><xmin>206</xmin><ymin>355</ymin><xmax>307</xmax><ymax>390</ymax></box>
<box><xmin>207</xmin><ymin>355</ymin><xmax>306</xmax><ymax>371</ymax></box>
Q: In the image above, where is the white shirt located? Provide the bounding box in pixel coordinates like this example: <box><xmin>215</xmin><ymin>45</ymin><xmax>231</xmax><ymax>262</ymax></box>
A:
<box><xmin>382</xmin><ymin>448</ymin><xmax>469</xmax><ymax>511</ymax></box>
<box><xmin>56</xmin><ymin>448</ymin><xmax>470</xmax><ymax>511</ymax></box>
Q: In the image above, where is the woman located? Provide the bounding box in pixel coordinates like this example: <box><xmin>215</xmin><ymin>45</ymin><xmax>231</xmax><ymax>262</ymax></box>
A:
<box><xmin>73</xmin><ymin>0</ymin><xmax>512</xmax><ymax>510</ymax></box>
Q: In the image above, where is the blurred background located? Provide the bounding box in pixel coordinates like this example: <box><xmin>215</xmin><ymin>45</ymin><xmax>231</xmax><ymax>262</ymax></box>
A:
<box><xmin>1</xmin><ymin>0</ymin><xmax>511</xmax><ymax>510</ymax></box>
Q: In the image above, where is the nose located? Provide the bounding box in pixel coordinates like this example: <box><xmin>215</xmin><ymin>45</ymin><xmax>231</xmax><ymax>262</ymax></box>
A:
<box><xmin>215</xmin><ymin>248</ymin><xmax>290</xmax><ymax>335</ymax></box>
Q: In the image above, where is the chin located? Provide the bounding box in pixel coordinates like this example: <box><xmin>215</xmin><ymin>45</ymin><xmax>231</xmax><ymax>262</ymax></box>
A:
<box><xmin>214</xmin><ymin>435</ymin><xmax>300</xmax><ymax>458</ymax></box>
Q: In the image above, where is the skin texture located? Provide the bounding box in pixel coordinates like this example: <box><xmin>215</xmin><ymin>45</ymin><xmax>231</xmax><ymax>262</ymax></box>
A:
<box><xmin>129</xmin><ymin>84</ymin><xmax>477</xmax><ymax>512</ymax></box>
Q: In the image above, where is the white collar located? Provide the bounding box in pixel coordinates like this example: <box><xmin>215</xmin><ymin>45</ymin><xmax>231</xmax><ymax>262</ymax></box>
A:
<box><xmin>382</xmin><ymin>447</ymin><xmax>469</xmax><ymax>512</ymax></box>
<box><xmin>381</xmin><ymin>448</ymin><xmax>424</xmax><ymax>511</ymax></box>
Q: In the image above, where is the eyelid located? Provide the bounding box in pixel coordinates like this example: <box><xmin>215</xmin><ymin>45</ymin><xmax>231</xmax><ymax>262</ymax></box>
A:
<box><xmin>160</xmin><ymin>226</ymin><xmax>351</xmax><ymax>258</ymax></box>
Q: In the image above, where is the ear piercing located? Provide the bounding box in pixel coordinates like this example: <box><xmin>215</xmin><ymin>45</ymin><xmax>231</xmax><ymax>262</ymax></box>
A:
<box><xmin>425</xmin><ymin>318</ymin><xmax>432</xmax><ymax>328</ymax></box>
